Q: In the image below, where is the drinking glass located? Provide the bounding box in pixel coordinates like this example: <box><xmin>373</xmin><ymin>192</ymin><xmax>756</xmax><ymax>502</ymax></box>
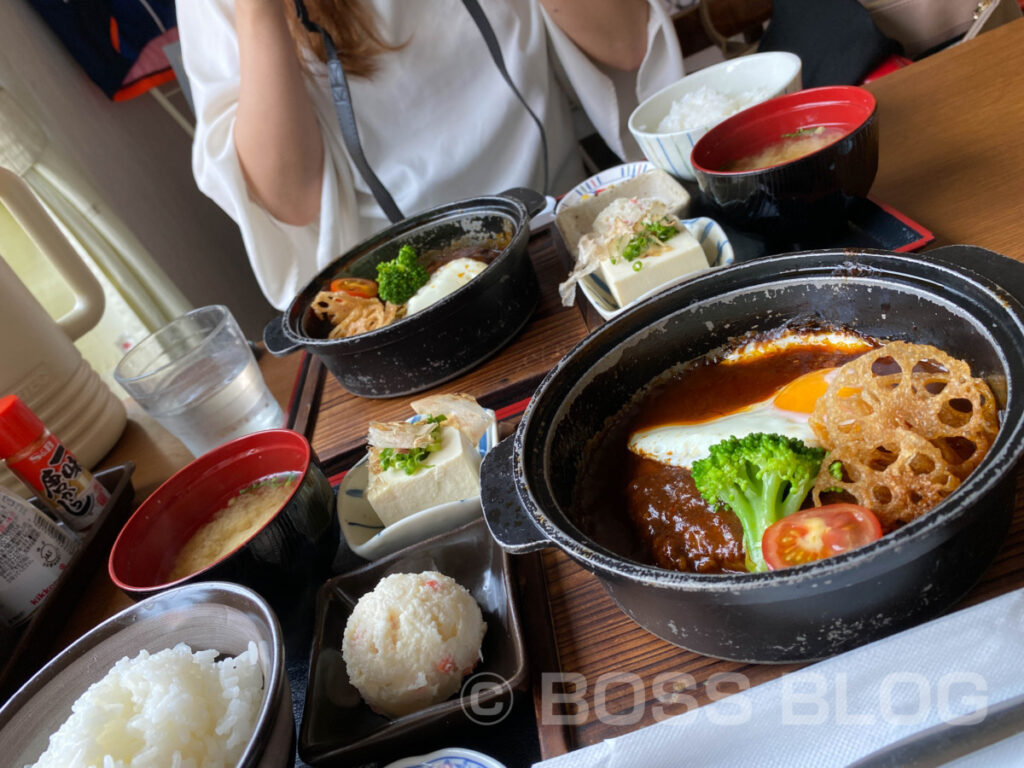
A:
<box><xmin>113</xmin><ymin>305</ymin><xmax>284</xmax><ymax>456</ymax></box>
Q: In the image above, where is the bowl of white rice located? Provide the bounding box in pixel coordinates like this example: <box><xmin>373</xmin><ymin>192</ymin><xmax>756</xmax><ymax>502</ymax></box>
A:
<box><xmin>0</xmin><ymin>581</ymin><xmax>293</xmax><ymax>768</ymax></box>
<box><xmin>628</xmin><ymin>51</ymin><xmax>802</xmax><ymax>181</ymax></box>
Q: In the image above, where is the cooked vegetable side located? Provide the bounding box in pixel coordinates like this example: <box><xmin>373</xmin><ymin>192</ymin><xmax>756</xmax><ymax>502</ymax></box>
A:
<box><xmin>310</xmin><ymin>241</ymin><xmax>504</xmax><ymax>339</ymax></box>
<box><xmin>691</xmin><ymin>433</ymin><xmax>825</xmax><ymax>572</ymax></box>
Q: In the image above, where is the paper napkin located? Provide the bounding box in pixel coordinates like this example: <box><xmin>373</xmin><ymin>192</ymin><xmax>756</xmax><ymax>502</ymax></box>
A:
<box><xmin>534</xmin><ymin>587</ymin><xmax>1024</xmax><ymax>768</ymax></box>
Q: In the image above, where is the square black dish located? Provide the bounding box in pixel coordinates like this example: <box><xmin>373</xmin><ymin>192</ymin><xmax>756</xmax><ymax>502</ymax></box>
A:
<box><xmin>299</xmin><ymin>518</ymin><xmax>527</xmax><ymax>767</ymax></box>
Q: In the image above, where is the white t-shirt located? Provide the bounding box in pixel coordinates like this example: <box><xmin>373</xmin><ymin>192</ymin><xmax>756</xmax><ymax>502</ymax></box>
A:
<box><xmin>178</xmin><ymin>0</ymin><xmax>684</xmax><ymax>309</ymax></box>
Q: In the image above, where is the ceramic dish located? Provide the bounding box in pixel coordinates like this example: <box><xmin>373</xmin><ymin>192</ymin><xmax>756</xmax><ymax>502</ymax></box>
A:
<box><xmin>299</xmin><ymin>518</ymin><xmax>527</xmax><ymax>767</ymax></box>
<box><xmin>578</xmin><ymin>216</ymin><xmax>734</xmax><ymax>320</ymax></box>
<box><xmin>339</xmin><ymin>411</ymin><xmax>499</xmax><ymax>560</ymax></box>
<box><xmin>628</xmin><ymin>51</ymin><xmax>803</xmax><ymax>181</ymax></box>
<box><xmin>384</xmin><ymin>747</ymin><xmax>507</xmax><ymax>768</ymax></box>
<box><xmin>555</xmin><ymin>169</ymin><xmax>731</xmax><ymax>319</ymax></box>
<box><xmin>554</xmin><ymin>161</ymin><xmax>656</xmax><ymax>216</ymax></box>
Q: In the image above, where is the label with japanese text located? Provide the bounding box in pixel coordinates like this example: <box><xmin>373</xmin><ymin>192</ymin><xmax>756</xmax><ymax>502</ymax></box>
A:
<box><xmin>9</xmin><ymin>435</ymin><xmax>109</xmax><ymax>531</ymax></box>
<box><xmin>0</xmin><ymin>490</ymin><xmax>80</xmax><ymax>626</ymax></box>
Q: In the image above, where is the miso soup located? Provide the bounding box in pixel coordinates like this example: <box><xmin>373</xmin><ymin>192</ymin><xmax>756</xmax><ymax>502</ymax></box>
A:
<box><xmin>725</xmin><ymin>126</ymin><xmax>846</xmax><ymax>172</ymax></box>
<box><xmin>169</xmin><ymin>471</ymin><xmax>299</xmax><ymax>579</ymax></box>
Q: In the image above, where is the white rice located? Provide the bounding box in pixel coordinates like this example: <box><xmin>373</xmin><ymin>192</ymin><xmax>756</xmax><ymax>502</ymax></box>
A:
<box><xmin>656</xmin><ymin>85</ymin><xmax>772</xmax><ymax>133</ymax></box>
<box><xmin>27</xmin><ymin>642</ymin><xmax>264</xmax><ymax>768</ymax></box>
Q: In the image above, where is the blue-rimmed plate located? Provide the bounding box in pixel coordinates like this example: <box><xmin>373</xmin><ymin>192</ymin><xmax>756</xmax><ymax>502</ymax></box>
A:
<box><xmin>384</xmin><ymin>747</ymin><xmax>507</xmax><ymax>768</ymax></box>
<box><xmin>578</xmin><ymin>216</ymin><xmax>735</xmax><ymax>320</ymax></box>
<box><xmin>555</xmin><ymin>161</ymin><xmax>656</xmax><ymax>216</ymax></box>
<box><xmin>338</xmin><ymin>411</ymin><xmax>499</xmax><ymax>560</ymax></box>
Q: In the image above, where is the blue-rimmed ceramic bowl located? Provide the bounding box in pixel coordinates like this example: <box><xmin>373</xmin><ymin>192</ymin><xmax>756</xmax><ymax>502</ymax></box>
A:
<box><xmin>338</xmin><ymin>411</ymin><xmax>499</xmax><ymax>560</ymax></box>
<box><xmin>555</xmin><ymin>161</ymin><xmax>656</xmax><ymax>216</ymax></box>
<box><xmin>578</xmin><ymin>216</ymin><xmax>735</xmax><ymax>320</ymax></box>
<box><xmin>384</xmin><ymin>747</ymin><xmax>506</xmax><ymax>768</ymax></box>
<box><xmin>628</xmin><ymin>52</ymin><xmax>802</xmax><ymax>181</ymax></box>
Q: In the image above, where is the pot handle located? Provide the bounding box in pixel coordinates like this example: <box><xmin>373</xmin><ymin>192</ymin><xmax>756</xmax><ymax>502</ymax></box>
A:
<box><xmin>925</xmin><ymin>245</ymin><xmax>1024</xmax><ymax>306</ymax></box>
<box><xmin>499</xmin><ymin>187</ymin><xmax>548</xmax><ymax>219</ymax></box>
<box><xmin>480</xmin><ymin>435</ymin><xmax>550</xmax><ymax>554</ymax></box>
<box><xmin>263</xmin><ymin>314</ymin><xmax>302</xmax><ymax>356</ymax></box>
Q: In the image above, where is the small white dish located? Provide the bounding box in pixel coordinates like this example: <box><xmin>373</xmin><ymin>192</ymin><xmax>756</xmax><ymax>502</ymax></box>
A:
<box><xmin>383</xmin><ymin>747</ymin><xmax>506</xmax><ymax>768</ymax></box>
<box><xmin>577</xmin><ymin>216</ymin><xmax>735</xmax><ymax>321</ymax></box>
<box><xmin>338</xmin><ymin>410</ymin><xmax>499</xmax><ymax>560</ymax></box>
<box><xmin>555</xmin><ymin>161</ymin><xmax>656</xmax><ymax>216</ymax></box>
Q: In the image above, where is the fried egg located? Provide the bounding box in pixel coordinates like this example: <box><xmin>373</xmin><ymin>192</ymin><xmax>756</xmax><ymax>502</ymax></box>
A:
<box><xmin>406</xmin><ymin>258</ymin><xmax>488</xmax><ymax>316</ymax></box>
<box><xmin>627</xmin><ymin>329</ymin><xmax>879</xmax><ymax>469</ymax></box>
<box><xmin>628</xmin><ymin>367</ymin><xmax>837</xmax><ymax>468</ymax></box>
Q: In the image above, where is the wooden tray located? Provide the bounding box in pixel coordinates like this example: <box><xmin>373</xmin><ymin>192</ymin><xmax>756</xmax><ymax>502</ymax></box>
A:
<box><xmin>283</xmin><ymin>223</ymin><xmax>1024</xmax><ymax>762</ymax></box>
<box><xmin>287</xmin><ymin>225</ymin><xmax>603</xmax><ymax>473</ymax></box>
<box><xmin>507</xmin><ymin>464</ymin><xmax>1024</xmax><ymax>761</ymax></box>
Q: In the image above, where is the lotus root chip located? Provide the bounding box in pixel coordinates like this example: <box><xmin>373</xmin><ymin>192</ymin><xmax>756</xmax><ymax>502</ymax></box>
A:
<box><xmin>809</xmin><ymin>341</ymin><xmax>999</xmax><ymax>526</ymax></box>
<box><xmin>311</xmin><ymin>290</ymin><xmax>401</xmax><ymax>338</ymax></box>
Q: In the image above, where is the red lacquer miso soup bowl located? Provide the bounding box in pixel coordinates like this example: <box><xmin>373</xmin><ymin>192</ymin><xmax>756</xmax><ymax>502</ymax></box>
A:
<box><xmin>691</xmin><ymin>85</ymin><xmax>878</xmax><ymax>243</ymax></box>
<box><xmin>109</xmin><ymin>429</ymin><xmax>338</xmax><ymax>626</ymax></box>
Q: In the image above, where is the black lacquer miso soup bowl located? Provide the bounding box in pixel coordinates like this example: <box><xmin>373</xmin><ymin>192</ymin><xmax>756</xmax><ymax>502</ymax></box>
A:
<box><xmin>691</xmin><ymin>85</ymin><xmax>879</xmax><ymax>243</ymax></box>
<box><xmin>482</xmin><ymin>245</ymin><xmax>1024</xmax><ymax>663</ymax></box>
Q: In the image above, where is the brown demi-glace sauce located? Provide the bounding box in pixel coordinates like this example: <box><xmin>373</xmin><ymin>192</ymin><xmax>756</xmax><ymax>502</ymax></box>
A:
<box><xmin>572</xmin><ymin>336</ymin><xmax>874</xmax><ymax>574</ymax></box>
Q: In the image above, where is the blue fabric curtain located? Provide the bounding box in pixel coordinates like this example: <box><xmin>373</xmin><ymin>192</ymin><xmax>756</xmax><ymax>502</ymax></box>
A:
<box><xmin>25</xmin><ymin>0</ymin><xmax>177</xmax><ymax>99</ymax></box>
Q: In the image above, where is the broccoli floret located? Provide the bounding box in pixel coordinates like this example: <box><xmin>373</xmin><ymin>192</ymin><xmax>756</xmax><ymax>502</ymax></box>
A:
<box><xmin>376</xmin><ymin>244</ymin><xmax>429</xmax><ymax>305</ymax></box>
<box><xmin>691</xmin><ymin>433</ymin><xmax>826</xmax><ymax>573</ymax></box>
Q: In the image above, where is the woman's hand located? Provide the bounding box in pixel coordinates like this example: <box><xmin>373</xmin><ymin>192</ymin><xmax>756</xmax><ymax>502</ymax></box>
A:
<box><xmin>539</xmin><ymin>0</ymin><xmax>650</xmax><ymax>71</ymax></box>
<box><xmin>234</xmin><ymin>0</ymin><xmax>324</xmax><ymax>225</ymax></box>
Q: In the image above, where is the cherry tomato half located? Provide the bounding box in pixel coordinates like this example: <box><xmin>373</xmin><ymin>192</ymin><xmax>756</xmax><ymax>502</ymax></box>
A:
<box><xmin>329</xmin><ymin>277</ymin><xmax>378</xmax><ymax>299</ymax></box>
<box><xmin>762</xmin><ymin>504</ymin><xmax>882</xmax><ymax>570</ymax></box>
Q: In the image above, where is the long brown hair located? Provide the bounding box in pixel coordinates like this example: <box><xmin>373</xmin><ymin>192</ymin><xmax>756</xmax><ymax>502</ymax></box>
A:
<box><xmin>282</xmin><ymin>0</ymin><xmax>401</xmax><ymax>78</ymax></box>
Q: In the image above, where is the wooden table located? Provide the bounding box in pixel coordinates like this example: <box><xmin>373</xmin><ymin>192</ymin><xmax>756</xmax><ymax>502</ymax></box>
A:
<box><xmin>530</xmin><ymin>20</ymin><xmax>1024</xmax><ymax>757</ymax></box>
<box><xmin>29</xmin><ymin>16</ymin><xmax>1024</xmax><ymax>764</ymax></box>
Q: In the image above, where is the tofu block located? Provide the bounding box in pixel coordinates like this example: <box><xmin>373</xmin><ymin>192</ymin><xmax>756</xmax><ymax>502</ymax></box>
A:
<box><xmin>596</xmin><ymin>228</ymin><xmax>708</xmax><ymax>307</ymax></box>
<box><xmin>366</xmin><ymin>426</ymin><xmax>481</xmax><ymax>526</ymax></box>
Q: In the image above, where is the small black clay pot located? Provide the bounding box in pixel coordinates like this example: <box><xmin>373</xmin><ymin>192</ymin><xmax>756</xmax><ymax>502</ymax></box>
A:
<box><xmin>109</xmin><ymin>429</ymin><xmax>338</xmax><ymax>629</ymax></box>
<box><xmin>691</xmin><ymin>86</ymin><xmax>878</xmax><ymax>244</ymax></box>
<box><xmin>481</xmin><ymin>246</ymin><xmax>1024</xmax><ymax>663</ymax></box>
<box><xmin>264</xmin><ymin>188</ymin><xmax>545</xmax><ymax>398</ymax></box>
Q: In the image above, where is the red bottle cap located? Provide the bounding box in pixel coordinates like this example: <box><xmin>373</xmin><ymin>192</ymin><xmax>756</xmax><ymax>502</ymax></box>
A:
<box><xmin>0</xmin><ymin>395</ymin><xmax>47</xmax><ymax>459</ymax></box>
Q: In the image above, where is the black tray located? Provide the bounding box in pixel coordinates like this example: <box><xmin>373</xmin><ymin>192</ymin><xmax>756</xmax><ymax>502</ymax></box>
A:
<box><xmin>683</xmin><ymin>181</ymin><xmax>934</xmax><ymax>261</ymax></box>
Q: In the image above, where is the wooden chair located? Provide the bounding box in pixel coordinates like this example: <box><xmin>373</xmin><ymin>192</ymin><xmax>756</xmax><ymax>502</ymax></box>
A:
<box><xmin>673</xmin><ymin>0</ymin><xmax>773</xmax><ymax>59</ymax></box>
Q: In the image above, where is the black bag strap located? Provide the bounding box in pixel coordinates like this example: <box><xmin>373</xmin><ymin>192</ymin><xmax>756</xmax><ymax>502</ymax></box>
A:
<box><xmin>460</xmin><ymin>0</ymin><xmax>550</xmax><ymax>196</ymax></box>
<box><xmin>292</xmin><ymin>0</ymin><xmax>549</xmax><ymax>224</ymax></box>
<box><xmin>293</xmin><ymin>0</ymin><xmax>403</xmax><ymax>222</ymax></box>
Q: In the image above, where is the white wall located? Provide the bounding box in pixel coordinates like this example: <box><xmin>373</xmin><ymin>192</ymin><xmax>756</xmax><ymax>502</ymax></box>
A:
<box><xmin>0</xmin><ymin>2</ymin><xmax>276</xmax><ymax>339</ymax></box>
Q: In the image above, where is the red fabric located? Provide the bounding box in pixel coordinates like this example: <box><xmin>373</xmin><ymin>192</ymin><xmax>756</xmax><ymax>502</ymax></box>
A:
<box><xmin>861</xmin><ymin>54</ymin><xmax>914</xmax><ymax>84</ymax></box>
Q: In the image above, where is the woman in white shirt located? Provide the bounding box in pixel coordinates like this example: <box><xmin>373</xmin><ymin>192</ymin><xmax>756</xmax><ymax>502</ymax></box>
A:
<box><xmin>177</xmin><ymin>0</ymin><xmax>684</xmax><ymax>309</ymax></box>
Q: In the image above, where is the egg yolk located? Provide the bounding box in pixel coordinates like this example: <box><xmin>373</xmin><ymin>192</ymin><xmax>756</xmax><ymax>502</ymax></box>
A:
<box><xmin>772</xmin><ymin>368</ymin><xmax>837</xmax><ymax>415</ymax></box>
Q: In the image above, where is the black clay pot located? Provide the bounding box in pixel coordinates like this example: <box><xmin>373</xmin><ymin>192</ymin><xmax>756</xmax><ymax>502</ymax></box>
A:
<box><xmin>264</xmin><ymin>188</ymin><xmax>545</xmax><ymax>398</ymax></box>
<box><xmin>481</xmin><ymin>246</ymin><xmax>1024</xmax><ymax>663</ymax></box>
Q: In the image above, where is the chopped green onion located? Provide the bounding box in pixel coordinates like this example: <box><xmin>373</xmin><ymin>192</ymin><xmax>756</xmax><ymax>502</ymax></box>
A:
<box><xmin>378</xmin><ymin>414</ymin><xmax>447</xmax><ymax>475</ymax></box>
